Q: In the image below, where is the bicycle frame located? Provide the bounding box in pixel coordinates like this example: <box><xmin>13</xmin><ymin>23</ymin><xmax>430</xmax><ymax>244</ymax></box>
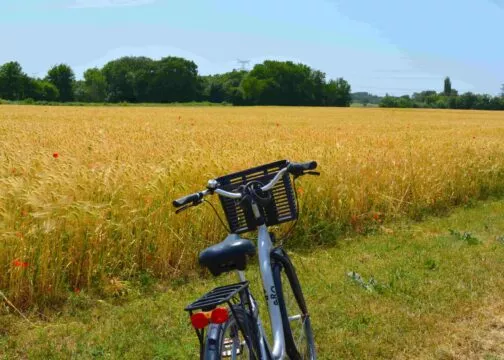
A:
<box><xmin>235</xmin><ymin>223</ymin><xmax>286</xmax><ymax>359</ymax></box>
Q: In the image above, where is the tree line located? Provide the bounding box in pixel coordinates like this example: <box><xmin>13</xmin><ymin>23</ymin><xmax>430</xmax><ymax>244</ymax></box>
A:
<box><xmin>379</xmin><ymin>77</ymin><xmax>504</xmax><ymax>110</ymax></box>
<box><xmin>0</xmin><ymin>57</ymin><xmax>352</xmax><ymax>106</ymax></box>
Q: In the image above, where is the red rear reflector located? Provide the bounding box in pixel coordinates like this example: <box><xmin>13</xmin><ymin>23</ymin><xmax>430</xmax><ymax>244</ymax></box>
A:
<box><xmin>211</xmin><ymin>307</ymin><xmax>229</xmax><ymax>324</ymax></box>
<box><xmin>190</xmin><ymin>312</ymin><xmax>209</xmax><ymax>329</ymax></box>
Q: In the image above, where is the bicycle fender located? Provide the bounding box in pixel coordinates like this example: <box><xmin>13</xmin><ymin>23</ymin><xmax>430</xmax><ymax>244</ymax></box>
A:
<box><xmin>203</xmin><ymin>323</ymin><xmax>223</xmax><ymax>360</ymax></box>
<box><xmin>206</xmin><ymin>323</ymin><xmax>221</xmax><ymax>346</ymax></box>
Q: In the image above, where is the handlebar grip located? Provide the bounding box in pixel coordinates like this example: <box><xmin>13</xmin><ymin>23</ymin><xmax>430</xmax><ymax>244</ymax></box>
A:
<box><xmin>288</xmin><ymin>161</ymin><xmax>318</xmax><ymax>175</ymax></box>
<box><xmin>172</xmin><ymin>192</ymin><xmax>203</xmax><ymax>208</ymax></box>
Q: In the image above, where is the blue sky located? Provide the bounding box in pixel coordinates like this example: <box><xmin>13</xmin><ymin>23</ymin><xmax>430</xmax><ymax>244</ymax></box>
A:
<box><xmin>2</xmin><ymin>0</ymin><xmax>503</xmax><ymax>96</ymax></box>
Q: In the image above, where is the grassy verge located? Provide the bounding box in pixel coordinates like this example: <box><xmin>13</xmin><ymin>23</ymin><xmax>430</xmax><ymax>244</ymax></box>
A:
<box><xmin>2</xmin><ymin>198</ymin><xmax>504</xmax><ymax>359</ymax></box>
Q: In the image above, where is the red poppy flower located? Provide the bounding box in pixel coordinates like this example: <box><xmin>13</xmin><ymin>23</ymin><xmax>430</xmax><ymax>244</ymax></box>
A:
<box><xmin>53</xmin><ymin>152</ymin><xmax>59</xmax><ymax>159</ymax></box>
<box><xmin>74</xmin><ymin>287</ymin><xmax>81</xmax><ymax>294</ymax></box>
<box><xmin>12</xmin><ymin>259</ymin><xmax>29</xmax><ymax>268</ymax></box>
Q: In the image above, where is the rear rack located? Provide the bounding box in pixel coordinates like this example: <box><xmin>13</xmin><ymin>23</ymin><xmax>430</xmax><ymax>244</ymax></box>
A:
<box><xmin>185</xmin><ymin>282</ymin><xmax>249</xmax><ymax>312</ymax></box>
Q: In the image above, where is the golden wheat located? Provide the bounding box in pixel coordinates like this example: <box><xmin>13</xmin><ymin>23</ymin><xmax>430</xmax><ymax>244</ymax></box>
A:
<box><xmin>1</xmin><ymin>105</ymin><xmax>504</xmax><ymax>307</ymax></box>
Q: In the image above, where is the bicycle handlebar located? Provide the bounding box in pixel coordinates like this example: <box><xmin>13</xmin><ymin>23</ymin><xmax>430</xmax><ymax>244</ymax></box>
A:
<box><xmin>172</xmin><ymin>160</ymin><xmax>318</xmax><ymax>209</ymax></box>
<box><xmin>172</xmin><ymin>190</ymin><xmax>208</xmax><ymax>208</ymax></box>
<box><xmin>288</xmin><ymin>160</ymin><xmax>317</xmax><ymax>176</ymax></box>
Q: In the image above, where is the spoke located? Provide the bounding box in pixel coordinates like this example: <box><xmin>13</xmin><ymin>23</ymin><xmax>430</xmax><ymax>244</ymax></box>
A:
<box><xmin>232</xmin><ymin>336</ymin><xmax>238</xmax><ymax>359</ymax></box>
<box><xmin>282</xmin><ymin>272</ymin><xmax>311</xmax><ymax>359</ymax></box>
<box><xmin>296</xmin><ymin>317</ymin><xmax>307</xmax><ymax>357</ymax></box>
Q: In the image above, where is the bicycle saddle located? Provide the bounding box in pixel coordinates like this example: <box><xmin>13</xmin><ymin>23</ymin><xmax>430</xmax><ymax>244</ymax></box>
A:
<box><xmin>199</xmin><ymin>234</ymin><xmax>256</xmax><ymax>276</ymax></box>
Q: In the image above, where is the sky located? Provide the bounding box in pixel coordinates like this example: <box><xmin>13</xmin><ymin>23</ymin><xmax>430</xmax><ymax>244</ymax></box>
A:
<box><xmin>1</xmin><ymin>0</ymin><xmax>503</xmax><ymax>96</ymax></box>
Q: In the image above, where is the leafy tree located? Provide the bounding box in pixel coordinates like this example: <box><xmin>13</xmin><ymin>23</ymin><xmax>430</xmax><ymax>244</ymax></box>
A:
<box><xmin>241</xmin><ymin>75</ymin><xmax>268</xmax><ymax>105</ymax></box>
<box><xmin>242</xmin><ymin>60</ymin><xmax>328</xmax><ymax>106</ymax></box>
<box><xmin>379</xmin><ymin>94</ymin><xmax>399</xmax><ymax>107</ymax></box>
<box><xmin>474</xmin><ymin>94</ymin><xmax>493</xmax><ymax>110</ymax></box>
<box><xmin>148</xmin><ymin>57</ymin><xmax>200</xmax><ymax>103</ymax></box>
<box><xmin>397</xmin><ymin>95</ymin><xmax>415</xmax><ymax>108</ymax></box>
<box><xmin>457</xmin><ymin>92</ymin><xmax>478</xmax><ymax>109</ymax></box>
<box><xmin>82</xmin><ymin>68</ymin><xmax>107</xmax><ymax>102</ymax></box>
<box><xmin>46</xmin><ymin>64</ymin><xmax>75</xmax><ymax>102</ymax></box>
<box><xmin>412</xmin><ymin>90</ymin><xmax>439</xmax><ymax>106</ymax></box>
<box><xmin>26</xmin><ymin>79</ymin><xmax>59</xmax><ymax>101</ymax></box>
<box><xmin>434</xmin><ymin>97</ymin><xmax>448</xmax><ymax>109</ymax></box>
<box><xmin>102</xmin><ymin>57</ymin><xmax>155</xmax><ymax>103</ymax></box>
<box><xmin>0</xmin><ymin>61</ymin><xmax>27</xmax><ymax>100</ymax></box>
<box><xmin>206</xmin><ymin>80</ymin><xmax>225</xmax><ymax>103</ymax></box>
<box><xmin>444</xmin><ymin>77</ymin><xmax>452</xmax><ymax>96</ymax></box>
<box><xmin>324</xmin><ymin>78</ymin><xmax>352</xmax><ymax>107</ymax></box>
<box><xmin>352</xmin><ymin>92</ymin><xmax>382</xmax><ymax>105</ymax></box>
<box><xmin>202</xmin><ymin>70</ymin><xmax>248</xmax><ymax>104</ymax></box>
<box><xmin>501</xmin><ymin>84</ymin><xmax>504</xmax><ymax>97</ymax></box>
<box><xmin>73</xmin><ymin>80</ymin><xmax>87</xmax><ymax>102</ymax></box>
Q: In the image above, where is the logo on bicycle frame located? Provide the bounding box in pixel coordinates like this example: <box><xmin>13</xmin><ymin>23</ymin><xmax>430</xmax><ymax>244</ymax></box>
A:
<box><xmin>264</xmin><ymin>286</ymin><xmax>279</xmax><ymax>306</ymax></box>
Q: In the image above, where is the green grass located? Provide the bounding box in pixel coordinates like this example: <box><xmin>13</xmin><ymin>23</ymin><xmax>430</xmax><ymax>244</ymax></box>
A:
<box><xmin>2</xmin><ymin>199</ymin><xmax>504</xmax><ymax>359</ymax></box>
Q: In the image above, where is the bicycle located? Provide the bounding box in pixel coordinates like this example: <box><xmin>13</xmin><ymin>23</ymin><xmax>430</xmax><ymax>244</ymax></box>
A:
<box><xmin>173</xmin><ymin>159</ymin><xmax>319</xmax><ymax>359</ymax></box>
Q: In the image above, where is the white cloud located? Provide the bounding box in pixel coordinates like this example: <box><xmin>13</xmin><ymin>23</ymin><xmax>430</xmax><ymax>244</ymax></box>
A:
<box><xmin>70</xmin><ymin>0</ymin><xmax>156</xmax><ymax>8</ymax></box>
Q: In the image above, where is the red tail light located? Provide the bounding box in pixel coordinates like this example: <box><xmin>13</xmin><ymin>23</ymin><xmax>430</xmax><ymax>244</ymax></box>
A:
<box><xmin>190</xmin><ymin>312</ymin><xmax>209</xmax><ymax>329</ymax></box>
<box><xmin>190</xmin><ymin>307</ymin><xmax>229</xmax><ymax>329</ymax></box>
<box><xmin>210</xmin><ymin>307</ymin><xmax>229</xmax><ymax>324</ymax></box>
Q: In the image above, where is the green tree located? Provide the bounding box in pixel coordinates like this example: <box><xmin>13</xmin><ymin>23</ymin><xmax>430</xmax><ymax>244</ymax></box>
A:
<box><xmin>501</xmin><ymin>84</ymin><xmax>504</xmax><ymax>97</ymax></box>
<box><xmin>324</xmin><ymin>78</ymin><xmax>352</xmax><ymax>107</ymax></box>
<box><xmin>412</xmin><ymin>90</ymin><xmax>438</xmax><ymax>106</ymax></box>
<box><xmin>0</xmin><ymin>61</ymin><xmax>27</xmax><ymax>100</ymax></box>
<box><xmin>26</xmin><ymin>79</ymin><xmax>59</xmax><ymax>101</ymax></box>
<box><xmin>444</xmin><ymin>76</ymin><xmax>452</xmax><ymax>96</ymax></box>
<box><xmin>46</xmin><ymin>64</ymin><xmax>75</xmax><ymax>102</ymax></box>
<box><xmin>457</xmin><ymin>92</ymin><xmax>478</xmax><ymax>109</ymax></box>
<box><xmin>241</xmin><ymin>60</ymin><xmax>326</xmax><ymax>106</ymax></box>
<box><xmin>73</xmin><ymin>80</ymin><xmax>87</xmax><ymax>102</ymax></box>
<box><xmin>379</xmin><ymin>94</ymin><xmax>399</xmax><ymax>108</ymax></box>
<box><xmin>241</xmin><ymin>75</ymin><xmax>268</xmax><ymax>104</ymax></box>
<box><xmin>82</xmin><ymin>68</ymin><xmax>107</xmax><ymax>102</ymax></box>
<box><xmin>102</xmin><ymin>57</ymin><xmax>155</xmax><ymax>102</ymax></box>
<box><xmin>148</xmin><ymin>57</ymin><xmax>200</xmax><ymax>103</ymax></box>
<box><xmin>352</xmin><ymin>92</ymin><xmax>382</xmax><ymax>105</ymax></box>
<box><xmin>202</xmin><ymin>70</ymin><xmax>248</xmax><ymax>104</ymax></box>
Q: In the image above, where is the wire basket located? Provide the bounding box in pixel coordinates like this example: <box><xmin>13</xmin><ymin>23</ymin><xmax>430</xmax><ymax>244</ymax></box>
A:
<box><xmin>215</xmin><ymin>160</ymin><xmax>297</xmax><ymax>234</ymax></box>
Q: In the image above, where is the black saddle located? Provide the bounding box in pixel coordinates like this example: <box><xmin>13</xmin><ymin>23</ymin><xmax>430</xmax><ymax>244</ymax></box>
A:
<box><xmin>199</xmin><ymin>234</ymin><xmax>256</xmax><ymax>276</ymax></box>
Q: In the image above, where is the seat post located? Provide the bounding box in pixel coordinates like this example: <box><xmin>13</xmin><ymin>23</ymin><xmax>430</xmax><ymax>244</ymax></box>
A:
<box><xmin>237</xmin><ymin>270</ymin><xmax>247</xmax><ymax>282</ymax></box>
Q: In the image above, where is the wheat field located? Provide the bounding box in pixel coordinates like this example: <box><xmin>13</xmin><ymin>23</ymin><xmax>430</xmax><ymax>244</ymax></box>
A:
<box><xmin>1</xmin><ymin>105</ymin><xmax>504</xmax><ymax>308</ymax></box>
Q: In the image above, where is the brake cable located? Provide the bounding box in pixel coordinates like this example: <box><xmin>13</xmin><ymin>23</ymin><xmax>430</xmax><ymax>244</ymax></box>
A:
<box><xmin>203</xmin><ymin>199</ymin><xmax>231</xmax><ymax>234</ymax></box>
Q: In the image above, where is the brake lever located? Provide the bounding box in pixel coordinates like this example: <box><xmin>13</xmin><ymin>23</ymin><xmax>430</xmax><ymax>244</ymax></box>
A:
<box><xmin>175</xmin><ymin>200</ymin><xmax>203</xmax><ymax>214</ymax></box>
<box><xmin>175</xmin><ymin>204</ymin><xmax>192</xmax><ymax>214</ymax></box>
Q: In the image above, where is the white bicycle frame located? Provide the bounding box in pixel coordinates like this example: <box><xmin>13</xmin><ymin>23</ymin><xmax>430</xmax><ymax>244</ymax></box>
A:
<box><xmin>236</xmin><ymin>223</ymin><xmax>286</xmax><ymax>360</ymax></box>
<box><xmin>211</xmin><ymin>169</ymin><xmax>290</xmax><ymax>360</ymax></box>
